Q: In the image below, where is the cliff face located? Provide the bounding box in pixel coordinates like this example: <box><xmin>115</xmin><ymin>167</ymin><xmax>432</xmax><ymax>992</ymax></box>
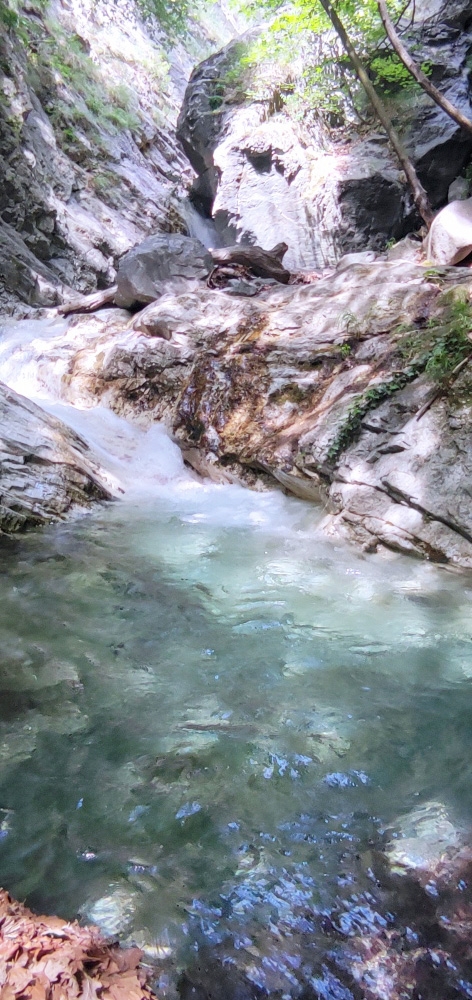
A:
<box><xmin>0</xmin><ymin>0</ymin><xmax>236</xmax><ymax>312</ymax></box>
<box><xmin>2</xmin><ymin>0</ymin><xmax>472</xmax><ymax>309</ymax></box>
<box><xmin>177</xmin><ymin>0</ymin><xmax>472</xmax><ymax>269</ymax></box>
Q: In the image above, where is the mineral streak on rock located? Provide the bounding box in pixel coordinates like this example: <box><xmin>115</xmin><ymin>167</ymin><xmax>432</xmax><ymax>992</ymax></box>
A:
<box><xmin>69</xmin><ymin>256</ymin><xmax>472</xmax><ymax>568</ymax></box>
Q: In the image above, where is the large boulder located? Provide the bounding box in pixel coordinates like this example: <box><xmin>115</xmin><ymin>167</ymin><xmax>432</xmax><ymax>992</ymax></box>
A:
<box><xmin>178</xmin><ymin>54</ymin><xmax>343</xmax><ymax>271</ymax></box>
<box><xmin>425</xmin><ymin>196</ymin><xmax>472</xmax><ymax>264</ymax></box>
<box><xmin>114</xmin><ymin>233</ymin><xmax>213</xmax><ymax>307</ymax></box>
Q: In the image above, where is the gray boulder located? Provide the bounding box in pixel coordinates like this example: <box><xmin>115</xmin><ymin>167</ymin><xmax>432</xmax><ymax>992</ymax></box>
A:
<box><xmin>425</xmin><ymin>196</ymin><xmax>472</xmax><ymax>264</ymax></box>
<box><xmin>115</xmin><ymin>233</ymin><xmax>213</xmax><ymax>307</ymax></box>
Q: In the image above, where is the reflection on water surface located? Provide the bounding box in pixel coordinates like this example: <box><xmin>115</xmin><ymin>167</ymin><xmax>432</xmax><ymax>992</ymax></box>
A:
<box><xmin>0</xmin><ymin>483</ymin><xmax>472</xmax><ymax>996</ymax></box>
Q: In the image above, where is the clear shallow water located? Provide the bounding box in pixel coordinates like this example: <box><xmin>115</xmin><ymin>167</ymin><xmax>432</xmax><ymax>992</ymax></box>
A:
<box><xmin>0</xmin><ymin>483</ymin><xmax>472</xmax><ymax>970</ymax></box>
<box><xmin>1</xmin><ymin>315</ymin><xmax>472</xmax><ymax>992</ymax></box>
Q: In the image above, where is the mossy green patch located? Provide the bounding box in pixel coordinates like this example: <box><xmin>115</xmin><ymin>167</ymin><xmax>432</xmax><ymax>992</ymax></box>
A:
<box><xmin>398</xmin><ymin>287</ymin><xmax>472</xmax><ymax>380</ymax></box>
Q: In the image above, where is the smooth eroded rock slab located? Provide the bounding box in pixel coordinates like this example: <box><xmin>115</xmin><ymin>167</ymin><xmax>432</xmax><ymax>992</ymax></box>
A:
<box><xmin>0</xmin><ymin>380</ymin><xmax>111</xmax><ymax>531</ymax></box>
<box><xmin>425</xmin><ymin>196</ymin><xmax>472</xmax><ymax>265</ymax></box>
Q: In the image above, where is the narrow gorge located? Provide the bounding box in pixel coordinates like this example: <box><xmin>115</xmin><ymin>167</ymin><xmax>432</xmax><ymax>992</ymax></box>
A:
<box><xmin>2</xmin><ymin>0</ymin><xmax>472</xmax><ymax>998</ymax></box>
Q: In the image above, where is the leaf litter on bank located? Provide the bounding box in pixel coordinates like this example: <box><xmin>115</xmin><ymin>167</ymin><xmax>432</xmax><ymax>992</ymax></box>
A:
<box><xmin>0</xmin><ymin>888</ymin><xmax>156</xmax><ymax>1000</ymax></box>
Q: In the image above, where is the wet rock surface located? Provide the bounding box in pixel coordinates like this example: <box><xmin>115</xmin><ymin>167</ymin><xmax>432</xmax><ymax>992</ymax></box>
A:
<box><xmin>57</xmin><ymin>257</ymin><xmax>472</xmax><ymax>567</ymax></box>
<box><xmin>0</xmin><ymin>379</ymin><xmax>111</xmax><ymax>531</ymax></box>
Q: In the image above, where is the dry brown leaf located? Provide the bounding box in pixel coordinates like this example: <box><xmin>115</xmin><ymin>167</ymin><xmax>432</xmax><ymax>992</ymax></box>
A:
<box><xmin>1</xmin><ymin>985</ymin><xmax>18</xmax><ymax>1000</ymax></box>
<box><xmin>6</xmin><ymin>965</ymin><xmax>34</xmax><ymax>992</ymax></box>
<box><xmin>107</xmin><ymin>981</ymin><xmax>145</xmax><ymax>1000</ymax></box>
<box><xmin>80</xmin><ymin>976</ymin><xmax>102</xmax><ymax>999</ymax></box>
<box><xmin>112</xmin><ymin>947</ymin><xmax>142</xmax><ymax>973</ymax></box>
<box><xmin>27</xmin><ymin>981</ymin><xmax>48</xmax><ymax>1000</ymax></box>
<box><xmin>0</xmin><ymin>889</ymin><xmax>157</xmax><ymax>1000</ymax></box>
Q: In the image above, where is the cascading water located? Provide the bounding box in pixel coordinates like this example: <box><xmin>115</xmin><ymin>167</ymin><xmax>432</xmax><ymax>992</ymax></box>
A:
<box><xmin>180</xmin><ymin>199</ymin><xmax>222</xmax><ymax>250</ymax></box>
<box><xmin>1</xmin><ymin>314</ymin><xmax>472</xmax><ymax>996</ymax></box>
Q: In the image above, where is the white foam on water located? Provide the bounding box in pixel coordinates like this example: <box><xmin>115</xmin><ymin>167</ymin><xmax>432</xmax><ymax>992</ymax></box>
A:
<box><xmin>0</xmin><ymin>315</ymin><xmax>199</xmax><ymax>495</ymax></box>
<box><xmin>0</xmin><ymin>316</ymin><xmax>318</xmax><ymax>526</ymax></box>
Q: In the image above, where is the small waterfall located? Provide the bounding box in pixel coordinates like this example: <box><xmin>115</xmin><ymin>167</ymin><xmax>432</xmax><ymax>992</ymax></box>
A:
<box><xmin>180</xmin><ymin>199</ymin><xmax>222</xmax><ymax>248</ymax></box>
<box><xmin>0</xmin><ymin>315</ymin><xmax>194</xmax><ymax>496</ymax></box>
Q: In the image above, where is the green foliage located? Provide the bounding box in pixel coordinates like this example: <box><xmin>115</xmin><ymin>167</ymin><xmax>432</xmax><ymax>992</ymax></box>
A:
<box><xmin>93</xmin><ymin>169</ymin><xmax>119</xmax><ymax>195</ymax></box>
<box><xmin>33</xmin><ymin>28</ymin><xmax>141</xmax><ymax>136</ymax></box>
<box><xmin>327</xmin><ymin>292</ymin><xmax>472</xmax><ymax>463</ymax></box>
<box><xmin>0</xmin><ymin>0</ymin><xmax>19</xmax><ymax>27</ymax></box>
<box><xmin>370</xmin><ymin>53</ymin><xmax>414</xmax><ymax>91</ymax></box>
<box><xmin>231</xmin><ymin>0</ymin><xmax>425</xmax><ymax>122</ymax></box>
<box><xmin>425</xmin><ymin>296</ymin><xmax>472</xmax><ymax>380</ymax></box>
<box><xmin>0</xmin><ymin>0</ymin><xmax>30</xmax><ymax>41</ymax></box>
<box><xmin>136</xmin><ymin>0</ymin><xmax>195</xmax><ymax>40</ymax></box>
<box><xmin>208</xmin><ymin>81</ymin><xmax>226</xmax><ymax>111</ymax></box>
<box><xmin>398</xmin><ymin>291</ymin><xmax>472</xmax><ymax>381</ymax></box>
<box><xmin>61</xmin><ymin>125</ymin><xmax>77</xmax><ymax>142</ymax></box>
<box><xmin>338</xmin><ymin>309</ymin><xmax>362</xmax><ymax>337</ymax></box>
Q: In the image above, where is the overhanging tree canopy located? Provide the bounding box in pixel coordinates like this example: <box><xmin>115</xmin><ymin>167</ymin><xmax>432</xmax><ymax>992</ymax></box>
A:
<box><xmin>236</xmin><ymin>0</ymin><xmax>472</xmax><ymax>228</ymax></box>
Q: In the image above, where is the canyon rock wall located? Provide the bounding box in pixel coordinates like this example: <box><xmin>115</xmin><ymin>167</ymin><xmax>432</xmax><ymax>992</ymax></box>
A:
<box><xmin>0</xmin><ymin>0</ymin><xmax>236</xmax><ymax>312</ymax></box>
<box><xmin>177</xmin><ymin>0</ymin><xmax>472</xmax><ymax>268</ymax></box>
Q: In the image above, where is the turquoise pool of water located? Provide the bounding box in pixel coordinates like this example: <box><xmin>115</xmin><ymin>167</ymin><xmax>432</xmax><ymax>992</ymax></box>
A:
<box><xmin>0</xmin><ymin>482</ymin><xmax>471</xmax><ymax>980</ymax></box>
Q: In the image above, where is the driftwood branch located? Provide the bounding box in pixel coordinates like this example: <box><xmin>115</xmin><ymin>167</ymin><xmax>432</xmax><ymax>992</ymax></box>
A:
<box><xmin>209</xmin><ymin>242</ymin><xmax>291</xmax><ymax>283</ymax></box>
<box><xmin>58</xmin><ymin>285</ymin><xmax>118</xmax><ymax>316</ymax></box>
<box><xmin>318</xmin><ymin>0</ymin><xmax>434</xmax><ymax>228</ymax></box>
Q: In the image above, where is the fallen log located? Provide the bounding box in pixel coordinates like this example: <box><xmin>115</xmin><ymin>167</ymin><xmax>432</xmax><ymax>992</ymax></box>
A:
<box><xmin>209</xmin><ymin>242</ymin><xmax>291</xmax><ymax>284</ymax></box>
<box><xmin>58</xmin><ymin>285</ymin><xmax>118</xmax><ymax>316</ymax></box>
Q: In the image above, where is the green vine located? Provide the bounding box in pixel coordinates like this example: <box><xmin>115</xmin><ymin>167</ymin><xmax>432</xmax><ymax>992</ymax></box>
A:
<box><xmin>328</xmin><ymin>293</ymin><xmax>472</xmax><ymax>464</ymax></box>
<box><xmin>327</xmin><ymin>361</ymin><xmax>426</xmax><ymax>462</ymax></box>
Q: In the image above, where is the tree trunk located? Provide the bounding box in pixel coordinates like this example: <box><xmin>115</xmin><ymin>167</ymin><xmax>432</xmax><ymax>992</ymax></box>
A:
<box><xmin>378</xmin><ymin>0</ymin><xmax>472</xmax><ymax>137</ymax></box>
<box><xmin>318</xmin><ymin>0</ymin><xmax>434</xmax><ymax>228</ymax></box>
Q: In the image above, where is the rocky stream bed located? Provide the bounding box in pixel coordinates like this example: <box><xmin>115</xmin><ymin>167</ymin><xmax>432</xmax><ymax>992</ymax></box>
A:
<box><xmin>2</xmin><ymin>0</ymin><xmax>472</xmax><ymax>996</ymax></box>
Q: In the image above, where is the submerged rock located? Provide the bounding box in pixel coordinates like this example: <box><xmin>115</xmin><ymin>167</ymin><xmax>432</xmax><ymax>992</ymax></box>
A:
<box><xmin>385</xmin><ymin>800</ymin><xmax>466</xmax><ymax>884</ymax></box>
<box><xmin>82</xmin><ymin>884</ymin><xmax>140</xmax><ymax>937</ymax></box>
